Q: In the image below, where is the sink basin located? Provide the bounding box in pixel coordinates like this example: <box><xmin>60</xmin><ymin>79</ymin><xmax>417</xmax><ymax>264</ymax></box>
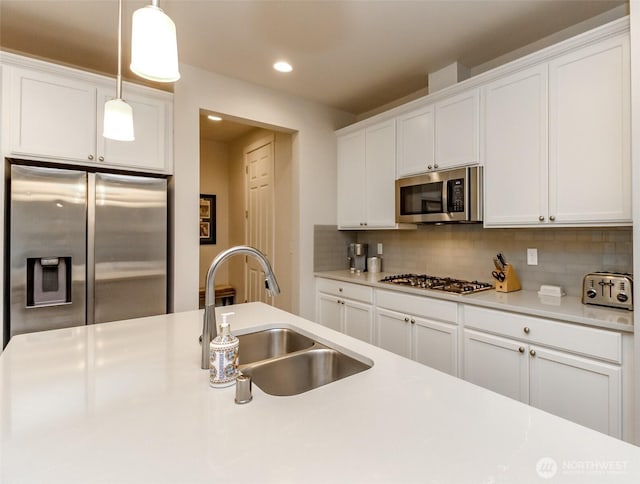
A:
<box><xmin>240</xmin><ymin>345</ymin><xmax>372</xmax><ymax>397</ymax></box>
<box><xmin>237</xmin><ymin>328</ymin><xmax>315</xmax><ymax>365</ymax></box>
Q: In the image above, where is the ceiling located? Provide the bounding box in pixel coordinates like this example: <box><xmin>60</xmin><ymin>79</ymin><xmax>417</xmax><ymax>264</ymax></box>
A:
<box><xmin>0</xmin><ymin>0</ymin><xmax>628</xmax><ymax>117</ymax></box>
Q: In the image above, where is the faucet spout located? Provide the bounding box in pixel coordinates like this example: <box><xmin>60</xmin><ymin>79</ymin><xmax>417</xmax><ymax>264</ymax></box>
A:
<box><xmin>201</xmin><ymin>245</ymin><xmax>280</xmax><ymax>369</ymax></box>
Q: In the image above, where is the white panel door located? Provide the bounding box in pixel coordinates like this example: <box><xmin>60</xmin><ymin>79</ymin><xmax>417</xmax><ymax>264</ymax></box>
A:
<box><xmin>375</xmin><ymin>308</ymin><xmax>412</xmax><ymax>359</ymax></box>
<box><xmin>548</xmin><ymin>34</ymin><xmax>631</xmax><ymax>224</ymax></box>
<box><xmin>529</xmin><ymin>346</ymin><xmax>622</xmax><ymax>438</ymax></box>
<box><xmin>396</xmin><ymin>105</ymin><xmax>435</xmax><ymax>177</ymax></box>
<box><xmin>316</xmin><ymin>293</ymin><xmax>343</xmax><ymax>333</ymax></box>
<box><xmin>364</xmin><ymin>120</ymin><xmax>396</xmax><ymax>228</ymax></box>
<box><xmin>9</xmin><ymin>67</ymin><xmax>97</xmax><ymax>162</ymax></box>
<box><xmin>462</xmin><ymin>330</ymin><xmax>529</xmax><ymax>403</ymax></box>
<box><xmin>97</xmin><ymin>89</ymin><xmax>167</xmax><ymax>172</ymax></box>
<box><xmin>343</xmin><ymin>300</ymin><xmax>374</xmax><ymax>343</ymax></box>
<box><xmin>434</xmin><ymin>89</ymin><xmax>479</xmax><ymax>170</ymax></box>
<box><xmin>337</xmin><ymin>130</ymin><xmax>366</xmax><ymax>228</ymax></box>
<box><xmin>482</xmin><ymin>64</ymin><xmax>548</xmax><ymax>226</ymax></box>
<box><xmin>412</xmin><ymin>317</ymin><xmax>458</xmax><ymax>376</ymax></box>
<box><xmin>246</xmin><ymin>141</ymin><xmax>274</xmax><ymax>303</ymax></box>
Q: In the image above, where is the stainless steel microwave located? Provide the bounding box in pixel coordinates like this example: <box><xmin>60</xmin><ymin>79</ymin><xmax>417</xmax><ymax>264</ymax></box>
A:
<box><xmin>395</xmin><ymin>166</ymin><xmax>483</xmax><ymax>223</ymax></box>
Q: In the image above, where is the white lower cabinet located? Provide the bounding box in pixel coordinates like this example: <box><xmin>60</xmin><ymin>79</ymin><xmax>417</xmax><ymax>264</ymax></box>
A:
<box><xmin>375</xmin><ymin>289</ymin><xmax>458</xmax><ymax>376</ymax></box>
<box><xmin>315</xmin><ymin>279</ymin><xmax>374</xmax><ymax>343</ymax></box>
<box><xmin>462</xmin><ymin>305</ymin><xmax>623</xmax><ymax>439</ymax></box>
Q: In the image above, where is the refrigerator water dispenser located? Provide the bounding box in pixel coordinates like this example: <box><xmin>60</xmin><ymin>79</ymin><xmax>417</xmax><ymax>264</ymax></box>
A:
<box><xmin>26</xmin><ymin>257</ymin><xmax>72</xmax><ymax>307</ymax></box>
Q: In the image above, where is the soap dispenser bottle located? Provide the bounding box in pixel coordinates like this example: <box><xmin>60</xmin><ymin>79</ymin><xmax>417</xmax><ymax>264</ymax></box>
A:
<box><xmin>209</xmin><ymin>312</ymin><xmax>239</xmax><ymax>388</ymax></box>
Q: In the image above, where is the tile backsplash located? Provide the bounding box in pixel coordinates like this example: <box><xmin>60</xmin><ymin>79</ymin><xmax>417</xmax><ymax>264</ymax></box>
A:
<box><xmin>314</xmin><ymin>224</ymin><xmax>632</xmax><ymax>297</ymax></box>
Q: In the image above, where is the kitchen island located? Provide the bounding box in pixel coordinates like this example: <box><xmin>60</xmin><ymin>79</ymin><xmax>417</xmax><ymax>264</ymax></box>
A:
<box><xmin>1</xmin><ymin>303</ymin><xmax>639</xmax><ymax>483</ymax></box>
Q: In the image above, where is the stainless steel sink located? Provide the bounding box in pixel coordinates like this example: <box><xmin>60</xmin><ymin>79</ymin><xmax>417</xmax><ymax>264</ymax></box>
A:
<box><xmin>237</xmin><ymin>328</ymin><xmax>372</xmax><ymax>396</ymax></box>
<box><xmin>237</xmin><ymin>328</ymin><xmax>315</xmax><ymax>365</ymax></box>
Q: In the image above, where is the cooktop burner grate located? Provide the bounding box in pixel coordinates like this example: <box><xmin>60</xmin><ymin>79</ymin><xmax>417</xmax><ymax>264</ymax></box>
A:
<box><xmin>379</xmin><ymin>274</ymin><xmax>494</xmax><ymax>295</ymax></box>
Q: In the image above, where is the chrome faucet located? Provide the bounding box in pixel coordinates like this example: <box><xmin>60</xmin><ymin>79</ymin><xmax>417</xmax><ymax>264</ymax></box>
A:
<box><xmin>201</xmin><ymin>245</ymin><xmax>280</xmax><ymax>369</ymax></box>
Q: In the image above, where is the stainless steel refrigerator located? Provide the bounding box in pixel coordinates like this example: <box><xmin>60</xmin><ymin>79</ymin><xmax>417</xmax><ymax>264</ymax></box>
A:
<box><xmin>5</xmin><ymin>163</ymin><xmax>167</xmax><ymax>345</ymax></box>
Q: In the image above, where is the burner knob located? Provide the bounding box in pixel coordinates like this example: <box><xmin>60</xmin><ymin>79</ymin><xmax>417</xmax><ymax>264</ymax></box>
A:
<box><xmin>586</xmin><ymin>289</ymin><xmax>597</xmax><ymax>299</ymax></box>
<box><xmin>617</xmin><ymin>293</ymin><xmax>629</xmax><ymax>303</ymax></box>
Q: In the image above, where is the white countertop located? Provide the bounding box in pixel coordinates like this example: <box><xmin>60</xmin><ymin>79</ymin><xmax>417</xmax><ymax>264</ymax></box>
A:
<box><xmin>316</xmin><ymin>270</ymin><xmax>635</xmax><ymax>333</ymax></box>
<box><xmin>1</xmin><ymin>303</ymin><xmax>639</xmax><ymax>483</ymax></box>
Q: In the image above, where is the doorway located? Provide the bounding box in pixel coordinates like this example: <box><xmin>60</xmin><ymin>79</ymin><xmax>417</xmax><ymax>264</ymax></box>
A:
<box><xmin>198</xmin><ymin>110</ymin><xmax>294</xmax><ymax>312</ymax></box>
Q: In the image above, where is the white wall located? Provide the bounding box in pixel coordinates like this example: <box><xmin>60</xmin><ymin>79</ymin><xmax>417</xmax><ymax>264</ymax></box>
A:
<box><xmin>630</xmin><ymin>1</ymin><xmax>640</xmax><ymax>446</ymax></box>
<box><xmin>172</xmin><ymin>63</ymin><xmax>354</xmax><ymax>318</ymax></box>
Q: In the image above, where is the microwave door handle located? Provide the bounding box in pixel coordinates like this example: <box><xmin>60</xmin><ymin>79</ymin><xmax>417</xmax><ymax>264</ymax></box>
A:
<box><xmin>442</xmin><ymin>180</ymin><xmax>449</xmax><ymax>215</ymax></box>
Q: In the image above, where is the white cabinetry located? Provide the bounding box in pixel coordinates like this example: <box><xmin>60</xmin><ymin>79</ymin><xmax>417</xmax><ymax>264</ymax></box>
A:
<box><xmin>396</xmin><ymin>89</ymin><xmax>479</xmax><ymax>178</ymax></box>
<box><xmin>434</xmin><ymin>89</ymin><xmax>479</xmax><ymax>170</ymax></box>
<box><xmin>337</xmin><ymin>119</ymin><xmax>397</xmax><ymax>229</ymax></box>
<box><xmin>461</xmin><ymin>305</ymin><xmax>623</xmax><ymax>438</ymax></box>
<box><xmin>548</xmin><ymin>35</ymin><xmax>630</xmax><ymax>224</ymax></box>
<box><xmin>375</xmin><ymin>289</ymin><xmax>458</xmax><ymax>376</ymax></box>
<box><xmin>315</xmin><ymin>278</ymin><xmax>374</xmax><ymax>343</ymax></box>
<box><xmin>483</xmin><ymin>34</ymin><xmax>630</xmax><ymax>227</ymax></box>
<box><xmin>2</xmin><ymin>55</ymin><xmax>173</xmax><ymax>174</ymax></box>
<box><xmin>396</xmin><ymin>105</ymin><xmax>434</xmax><ymax>178</ymax></box>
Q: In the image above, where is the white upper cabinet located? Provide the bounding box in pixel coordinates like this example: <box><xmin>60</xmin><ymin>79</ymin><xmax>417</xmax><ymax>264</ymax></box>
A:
<box><xmin>434</xmin><ymin>88</ymin><xmax>479</xmax><ymax>170</ymax></box>
<box><xmin>484</xmin><ymin>32</ymin><xmax>630</xmax><ymax>227</ymax></box>
<box><xmin>337</xmin><ymin>119</ymin><xmax>399</xmax><ymax>229</ymax></box>
<box><xmin>7</xmin><ymin>67</ymin><xmax>97</xmax><ymax>163</ymax></box>
<box><xmin>337</xmin><ymin>129</ymin><xmax>367</xmax><ymax>228</ymax></box>
<box><xmin>396</xmin><ymin>104</ymin><xmax>434</xmax><ymax>178</ymax></box>
<box><xmin>482</xmin><ymin>64</ymin><xmax>548</xmax><ymax>226</ymax></box>
<box><xmin>548</xmin><ymin>35</ymin><xmax>630</xmax><ymax>225</ymax></box>
<box><xmin>2</xmin><ymin>54</ymin><xmax>173</xmax><ymax>174</ymax></box>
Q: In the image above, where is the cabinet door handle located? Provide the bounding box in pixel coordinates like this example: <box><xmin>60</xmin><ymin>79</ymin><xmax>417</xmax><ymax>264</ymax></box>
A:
<box><xmin>538</xmin><ymin>215</ymin><xmax>545</xmax><ymax>222</ymax></box>
<box><xmin>529</xmin><ymin>349</ymin><xmax>536</xmax><ymax>357</ymax></box>
<box><xmin>523</xmin><ymin>327</ymin><xmax>530</xmax><ymax>334</ymax></box>
<box><xmin>518</xmin><ymin>346</ymin><xmax>525</xmax><ymax>353</ymax></box>
<box><xmin>549</xmin><ymin>215</ymin><xmax>556</xmax><ymax>222</ymax></box>
<box><xmin>434</xmin><ymin>163</ymin><xmax>439</xmax><ymax>169</ymax></box>
<box><xmin>404</xmin><ymin>317</ymin><xmax>409</xmax><ymax>322</ymax></box>
<box><xmin>98</xmin><ymin>156</ymin><xmax>104</xmax><ymax>162</ymax></box>
<box><xmin>427</xmin><ymin>165</ymin><xmax>433</xmax><ymax>170</ymax></box>
<box><xmin>338</xmin><ymin>288</ymin><xmax>343</xmax><ymax>292</ymax></box>
<box><xmin>88</xmin><ymin>154</ymin><xmax>94</xmax><ymax>160</ymax></box>
<box><xmin>410</xmin><ymin>318</ymin><xmax>415</xmax><ymax>324</ymax></box>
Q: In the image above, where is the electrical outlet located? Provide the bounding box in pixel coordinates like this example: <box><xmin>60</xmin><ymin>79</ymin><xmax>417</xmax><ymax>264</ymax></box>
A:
<box><xmin>527</xmin><ymin>248</ymin><xmax>538</xmax><ymax>266</ymax></box>
<box><xmin>377</xmin><ymin>243</ymin><xmax>383</xmax><ymax>255</ymax></box>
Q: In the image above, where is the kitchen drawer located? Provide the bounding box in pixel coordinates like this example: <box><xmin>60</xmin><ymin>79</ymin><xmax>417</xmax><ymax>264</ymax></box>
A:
<box><xmin>461</xmin><ymin>305</ymin><xmax>621</xmax><ymax>363</ymax></box>
<box><xmin>376</xmin><ymin>289</ymin><xmax>457</xmax><ymax>323</ymax></box>
<box><xmin>316</xmin><ymin>278</ymin><xmax>373</xmax><ymax>304</ymax></box>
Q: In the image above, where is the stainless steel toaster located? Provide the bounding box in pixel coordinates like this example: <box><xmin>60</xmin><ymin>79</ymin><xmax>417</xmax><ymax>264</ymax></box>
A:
<box><xmin>582</xmin><ymin>272</ymin><xmax>633</xmax><ymax>310</ymax></box>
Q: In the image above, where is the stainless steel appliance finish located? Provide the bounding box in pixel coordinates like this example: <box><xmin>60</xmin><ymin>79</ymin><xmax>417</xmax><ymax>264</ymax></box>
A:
<box><xmin>380</xmin><ymin>274</ymin><xmax>494</xmax><ymax>295</ymax></box>
<box><xmin>395</xmin><ymin>166</ymin><xmax>483</xmax><ymax>224</ymax></box>
<box><xmin>582</xmin><ymin>272</ymin><xmax>633</xmax><ymax>310</ymax></box>
<box><xmin>6</xmin><ymin>164</ymin><xmax>167</xmax><ymax>344</ymax></box>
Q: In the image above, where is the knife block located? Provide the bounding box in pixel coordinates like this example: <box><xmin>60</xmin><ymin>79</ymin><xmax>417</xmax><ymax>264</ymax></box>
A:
<box><xmin>495</xmin><ymin>264</ymin><xmax>521</xmax><ymax>293</ymax></box>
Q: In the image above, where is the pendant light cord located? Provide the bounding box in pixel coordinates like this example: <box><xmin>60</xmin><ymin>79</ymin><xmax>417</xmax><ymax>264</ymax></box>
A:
<box><xmin>116</xmin><ymin>0</ymin><xmax>123</xmax><ymax>99</ymax></box>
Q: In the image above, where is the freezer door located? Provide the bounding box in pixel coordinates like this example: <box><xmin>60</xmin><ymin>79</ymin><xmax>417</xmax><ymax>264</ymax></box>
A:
<box><xmin>92</xmin><ymin>173</ymin><xmax>167</xmax><ymax>324</ymax></box>
<box><xmin>9</xmin><ymin>165</ymin><xmax>87</xmax><ymax>338</ymax></box>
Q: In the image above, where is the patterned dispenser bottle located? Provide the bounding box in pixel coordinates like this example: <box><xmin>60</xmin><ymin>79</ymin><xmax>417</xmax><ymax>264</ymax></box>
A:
<box><xmin>209</xmin><ymin>312</ymin><xmax>239</xmax><ymax>388</ymax></box>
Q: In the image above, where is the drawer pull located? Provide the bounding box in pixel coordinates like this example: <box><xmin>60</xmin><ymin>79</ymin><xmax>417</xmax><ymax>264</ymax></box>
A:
<box><xmin>523</xmin><ymin>327</ymin><xmax>530</xmax><ymax>334</ymax></box>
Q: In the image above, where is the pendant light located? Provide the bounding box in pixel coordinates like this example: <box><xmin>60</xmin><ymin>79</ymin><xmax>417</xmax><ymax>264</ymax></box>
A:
<box><xmin>130</xmin><ymin>0</ymin><xmax>180</xmax><ymax>82</ymax></box>
<box><xmin>103</xmin><ymin>0</ymin><xmax>135</xmax><ymax>141</ymax></box>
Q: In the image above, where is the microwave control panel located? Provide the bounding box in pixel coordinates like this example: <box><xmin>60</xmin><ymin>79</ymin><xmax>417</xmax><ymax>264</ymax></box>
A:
<box><xmin>447</xmin><ymin>179</ymin><xmax>465</xmax><ymax>212</ymax></box>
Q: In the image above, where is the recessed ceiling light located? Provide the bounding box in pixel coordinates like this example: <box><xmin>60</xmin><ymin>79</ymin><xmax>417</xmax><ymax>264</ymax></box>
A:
<box><xmin>273</xmin><ymin>61</ymin><xmax>293</xmax><ymax>73</ymax></box>
<box><xmin>207</xmin><ymin>115</ymin><xmax>222</xmax><ymax>122</ymax></box>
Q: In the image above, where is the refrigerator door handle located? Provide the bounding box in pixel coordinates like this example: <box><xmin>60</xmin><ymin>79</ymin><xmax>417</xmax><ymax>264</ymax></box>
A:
<box><xmin>86</xmin><ymin>173</ymin><xmax>96</xmax><ymax>325</ymax></box>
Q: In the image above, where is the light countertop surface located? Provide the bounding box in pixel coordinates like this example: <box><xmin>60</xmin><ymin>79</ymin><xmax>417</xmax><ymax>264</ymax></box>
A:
<box><xmin>1</xmin><ymin>302</ymin><xmax>639</xmax><ymax>483</ymax></box>
<box><xmin>315</xmin><ymin>270</ymin><xmax>635</xmax><ymax>333</ymax></box>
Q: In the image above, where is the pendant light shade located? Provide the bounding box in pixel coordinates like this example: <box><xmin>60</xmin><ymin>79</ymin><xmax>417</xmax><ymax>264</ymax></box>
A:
<box><xmin>103</xmin><ymin>0</ymin><xmax>134</xmax><ymax>142</ymax></box>
<box><xmin>103</xmin><ymin>98</ymin><xmax>135</xmax><ymax>141</ymax></box>
<box><xmin>130</xmin><ymin>1</ymin><xmax>180</xmax><ymax>82</ymax></box>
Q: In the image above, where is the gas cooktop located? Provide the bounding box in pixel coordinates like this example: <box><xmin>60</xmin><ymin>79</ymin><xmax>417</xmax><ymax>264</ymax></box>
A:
<box><xmin>379</xmin><ymin>274</ymin><xmax>494</xmax><ymax>295</ymax></box>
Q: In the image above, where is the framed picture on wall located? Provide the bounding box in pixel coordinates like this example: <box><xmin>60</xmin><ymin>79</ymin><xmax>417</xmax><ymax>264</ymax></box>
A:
<box><xmin>199</xmin><ymin>194</ymin><xmax>216</xmax><ymax>245</ymax></box>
